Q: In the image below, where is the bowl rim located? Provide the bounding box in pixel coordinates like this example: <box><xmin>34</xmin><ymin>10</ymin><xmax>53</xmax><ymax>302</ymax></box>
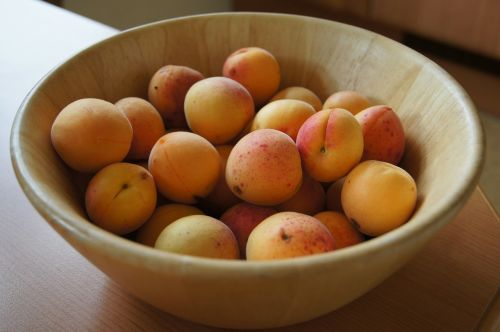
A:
<box><xmin>10</xmin><ymin>12</ymin><xmax>485</xmax><ymax>272</ymax></box>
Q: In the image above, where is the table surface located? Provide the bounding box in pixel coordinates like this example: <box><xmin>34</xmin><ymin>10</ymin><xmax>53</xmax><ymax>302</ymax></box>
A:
<box><xmin>1</xmin><ymin>1</ymin><xmax>499</xmax><ymax>331</ymax></box>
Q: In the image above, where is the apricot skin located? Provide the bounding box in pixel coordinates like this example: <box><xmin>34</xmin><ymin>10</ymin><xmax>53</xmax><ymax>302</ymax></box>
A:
<box><xmin>341</xmin><ymin>160</ymin><xmax>417</xmax><ymax>236</ymax></box>
<box><xmin>251</xmin><ymin>99</ymin><xmax>315</xmax><ymax>141</ymax></box>
<box><xmin>355</xmin><ymin>105</ymin><xmax>406</xmax><ymax>165</ymax></box>
<box><xmin>184</xmin><ymin>77</ymin><xmax>255</xmax><ymax>144</ymax></box>
<box><xmin>226</xmin><ymin>129</ymin><xmax>303</xmax><ymax>206</ymax></box>
<box><xmin>223</xmin><ymin>47</ymin><xmax>280</xmax><ymax>106</ymax></box>
<box><xmin>155</xmin><ymin>215</ymin><xmax>240</xmax><ymax>259</ymax></box>
<box><xmin>296</xmin><ymin>108</ymin><xmax>363</xmax><ymax>182</ymax></box>
<box><xmin>115</xmin><ymin>97</ymin><xmax>165</xmax><ymax>160</ymax></box>
<box><xmin>323</xmin><ymin>90</ymin><xmax>371</xmax><ymax>115</ymax></box>
<box><xmin>136</xmin><ymin>204</ymin><xmax>203</xmax><ymax>247</ymax></box>
<box><xmin>148</xmin><ymin>131</ymin><xmax>221</xmax><ymax>204</ymax></box>
<box><xmin>51</xmin><ymin>98</ymin><xmax>132</xmax><ymax>173</ymax></box>
<box><xmin>246</xmin><ymin>212</ymin><xmax>335</xmax><ymax>260</ymax></box>
<box><xmin>148</xmin><ymin>65</ymin><xmax>204</xmax><ymax>128</ymax></box>
<box><xmin>271</xmin><ymin>86</ymin><xmax>322</xmax><ymax>111</ymax></box>
<box><xmin>220</xmin><ymin>203</ymin><xmax>276</xmax><ymax>256</ymax></box>
<box><xmin>276</xmin><ymin>175</ymin><xmax>325</xmax><ymax>215</ymax></box>
<box><xmin>201</xmin><ymin>145</ymin><xmax>241</xmax><ymax>215</ymax></box>
<box><xmin>85</xmin><ymin>163</ymin><xmax>157</xmax><ymax>235</ymax></box>
<box><xmin>314</xmin><ymin>211</ymin><xmax>364</xmax><ymax>249</ymax></box>
<box><xmin>325</xmin><ymin>178</ymin><xmax>345</xmax><ymax>212</ymax></box>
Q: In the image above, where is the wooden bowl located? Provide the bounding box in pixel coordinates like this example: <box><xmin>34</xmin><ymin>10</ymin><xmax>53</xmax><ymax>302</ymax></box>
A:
<box><xmin>11</xmin><ymin>13</ymin><xmax>484</xmax><ymax>329</ymax></box>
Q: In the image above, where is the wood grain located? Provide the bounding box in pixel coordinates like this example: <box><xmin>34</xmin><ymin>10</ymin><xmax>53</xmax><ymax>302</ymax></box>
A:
<box><xmin>10</xmin><ymin>12</ymin><xmax>485</xmax><ymax>329</ymax></box>
<box><xmin>3</xmin><ymin>2</ymin><xmax>494</xmax><ymax>330</ymax></box>
<box><xmin>234</xmin><ymin>0</ymin><xmax>500</xmax><ymax>117</ymax></box>
<box><xmin>424</xmin><ymin>54</ymin><xmax>500</xmax><ymax>117</ymax></box>
<box><xmin>1</xmin><ymin>189</ymin><xmax>498</xmax><ymax>331</ymax></box>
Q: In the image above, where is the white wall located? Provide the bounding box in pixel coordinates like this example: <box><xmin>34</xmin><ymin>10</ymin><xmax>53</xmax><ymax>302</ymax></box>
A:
<box><xmin>64</xmin><ymin>0</ymin><xmax>233</xmax><ymax>30</ymax></box>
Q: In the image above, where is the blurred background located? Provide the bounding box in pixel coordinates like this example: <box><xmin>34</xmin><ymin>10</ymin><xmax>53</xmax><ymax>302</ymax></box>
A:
<box><xmin>47</xmin><ymin>0</ymin><xmax>499</xmax><ymax>213</ymax></box>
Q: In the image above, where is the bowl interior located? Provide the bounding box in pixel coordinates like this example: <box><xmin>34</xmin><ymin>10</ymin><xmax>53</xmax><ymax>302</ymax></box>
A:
<box><xmin>10</xmin><ymin>12</ymin><xmax>484</xmax><ymax>328</ymax></box>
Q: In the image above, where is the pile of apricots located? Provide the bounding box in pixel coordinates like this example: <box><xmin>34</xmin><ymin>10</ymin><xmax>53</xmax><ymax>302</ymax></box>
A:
<box><xmin>50</xmin><ymin>47</ymin><xmax>417</xmax><ymax>261</ymax></box>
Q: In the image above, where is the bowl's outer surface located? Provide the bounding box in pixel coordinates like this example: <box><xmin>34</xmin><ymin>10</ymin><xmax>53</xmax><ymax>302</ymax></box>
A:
<box><xmin>11</xmin><ymin>13</ymin><xmax>484</xmax><ymax>329</ymax></box>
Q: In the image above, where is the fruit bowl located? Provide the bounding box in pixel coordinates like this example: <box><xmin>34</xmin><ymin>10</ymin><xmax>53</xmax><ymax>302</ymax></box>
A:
<box><xmin>10</xmin><ymin>13</ymin><xmax>484</xmax><ymax>329</ymax></box>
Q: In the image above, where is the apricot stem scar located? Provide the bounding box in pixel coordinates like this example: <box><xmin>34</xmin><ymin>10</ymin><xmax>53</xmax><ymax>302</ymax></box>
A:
<box><xmin>280</xmin><ymin>228</ymin><xmax>291</xmax><ymax>241</ymax></box>
<box><xmin>233</xmin><ymin>185</ymin><xmax>243</xmax><ymax>195</ymax></box>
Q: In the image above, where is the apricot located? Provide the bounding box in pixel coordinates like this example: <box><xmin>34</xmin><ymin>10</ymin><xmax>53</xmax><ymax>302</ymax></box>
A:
<box><xmin>155</xmin><ymin>215</ymin><xmax>239</xmax><ymax>259</ymax></box>
<box><xmin>341</xmin><ymin>160</ymin><xmax>417</xmax><ymax>236</ymax></box>
<box><xmin>148</xmin><ymin>131</ymin><xmax>221</xmax><ymax>204</ymax></box>
<box><xmin>220</xmin><ymin>203</ymin><xmax>276</xmax><ymax>256</ymax></box>
<box><xmin>136</xmin><ymin>158</ymin><xmax>172</xmax><ymax>206</ymax></box>
<box><xmin>323</xmin><ymin>90</ymin><xmax>371</xmax><ymax>115</ymax></box>
<box><xmin>148</xmin><ymin>64</ymin><xmax>204</xmax><ymax>128</ymax></box>
<box><xmin>276</xmin><ymin>175</ymin><xmax>325</xmax><ymax>215</ymax></box>
<box><xmin>226</xmin><ymin>129</ymin><xmax>302</xmax><ymax>206</ymax></box>
<box><xmin>184</xmin><ymin>77</ymin><xmax>255</xmax><ymax>144</ymax></box>
<box><xmin>246</xmin><ymin>212</ymin><xmax>335</xmax><ymax>260</ymax></box>
<box><xmin>136</xmin><ymin>204</ymin><xmax>203</xmax><ymax>247</ymax></box>
<box><xmin>85</xmin><ymin>163</ymin><xmax>156</xmax><ymax>235</ymax></box>
<box><xmin>314</xmin><ymin>211</ymin><xmax>364</xmax><ymax>249</ymax></box>
<box><xmin>251</xmin><ymin>99</ymin><xmax>315</xmax><ymax>141</ymax></box>
<box><xmin>51</xmin><ymin>98</ymin><xmax>132</xmax><ymax>172</ymax></box>
<box><xmin>325</xmin><ymin>177</ymin><xmax>345</xmax><ymax>212</ymax></box>
<box><xmin>202</xmin><ymin>145</ymin><xmax>241</xmax><ymax>215</ymax></box>
<box><xmin>271</xmin><ymin>86</ymin><xmax>322</xmax><ymax>111</ymax></box>
<box><xmin>115</xmin><ymin>97</ymin><xmax>165</xmax><ymax>160</ymax></box>
<box><xmin>296</xmin><ymin>108</ymin><xmax>363</xmax><ymax>182</ymax></box>
<box><xmin>355</xmin><ymin>105</ymin><xmax>406</xmax><ymax>164</ymax></box>
<box><xmin>134</xmin><ymin>158</ymin><xmax>169</xmax><ymax>206</ymax></box>
<box><xmin>135</xmin><ymin>158</ymin><xmax>168</xmax><ymax>204</ymax></box>
<box><xmin>223</xmin><ymin>47</ymin><xmax>280</xmax><ymax>106</ymax></box>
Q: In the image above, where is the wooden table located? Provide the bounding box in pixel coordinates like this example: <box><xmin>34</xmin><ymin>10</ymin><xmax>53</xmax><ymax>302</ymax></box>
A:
<box><xmin>1</xmin><ymin>1</ymin><xmax>499</xmax><ymax>331</ymax></box>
